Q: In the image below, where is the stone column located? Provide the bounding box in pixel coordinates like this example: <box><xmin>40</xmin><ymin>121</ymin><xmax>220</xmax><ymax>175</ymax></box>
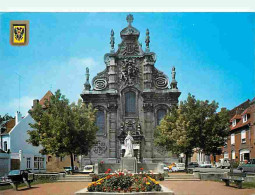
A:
<box><xmin>108</xmin><ymin>103</ymin><xmax>118</xmax><ymax>163</ymax></box>
<box><xmin>142</xmin><ymin>103</ymin><xmax>154</xmax><ymax>162</ymax></box>
<box><xmin>108</xmin><ymin>57</ymin><xmax>117</xmax><ymax>89</ymax></box>
<box><xmin>143</xmin><ymin>57</ymin><xmax>153</xmax><ymax>89</ymax></box>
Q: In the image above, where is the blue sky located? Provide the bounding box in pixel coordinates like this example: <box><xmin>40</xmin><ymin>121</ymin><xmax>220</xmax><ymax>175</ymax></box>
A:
<box><xmin>0</xmin><ymin>12</ymin><xmax>254</xmax><ymax>116</ymax></box>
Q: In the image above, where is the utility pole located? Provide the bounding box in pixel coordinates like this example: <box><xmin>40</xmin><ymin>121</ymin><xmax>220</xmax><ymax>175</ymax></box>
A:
<box><xmin>15</xmin><ymin>72</ymin><xmax>23</xmax><ymax>113</ymax></box>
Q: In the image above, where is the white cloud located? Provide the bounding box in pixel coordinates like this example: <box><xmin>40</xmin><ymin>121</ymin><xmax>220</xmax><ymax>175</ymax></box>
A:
<box><xmin>8</xmin><ymin>96</ymin><xmax>35</xmax><ymax>116</ymax></box>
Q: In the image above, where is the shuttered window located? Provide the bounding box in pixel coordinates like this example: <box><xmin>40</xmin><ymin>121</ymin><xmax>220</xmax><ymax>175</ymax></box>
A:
<box><xmin>231</xmin><ymin>134</ymin><xmax>235</xmax><ymax>145</ymax></box>
<box><xmin>241</xmin><ymin>130</ymin><xmax>246</xmax><ymax>143</ymax></box>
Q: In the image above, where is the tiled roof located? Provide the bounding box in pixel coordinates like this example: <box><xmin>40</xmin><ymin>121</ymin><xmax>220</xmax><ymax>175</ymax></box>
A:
<box><xmin>229</xmin><ymin>100</ymin><xmax>250</xmax><ymax>118</ymax></box>
<box><xmin>251</xmin><ymin>97</ymin><xmax>255</xmax><ymax>104</ymax></box>
<box><xmin>39</xmin><ymin>90</ymin><xmax>53</xmax><ymax>107</ymax></box>
<box><xmin>230</xmin><ymin>103</ymin><xmax>255</xmax><ymax>131</ymax></box>
<box><xmin>242</xmin><ymin>106</ymin><xmax>253</xmax><ymax>115</ymax></box>
<box><xmin>230</xmin><ymin>114</ymin><xmax>241</xmax><ymax>121</ymax></box>
<box><xmin>0</xmin><ymin>118</ymin><xmax>15</xmax><ymax>134</ymax></box>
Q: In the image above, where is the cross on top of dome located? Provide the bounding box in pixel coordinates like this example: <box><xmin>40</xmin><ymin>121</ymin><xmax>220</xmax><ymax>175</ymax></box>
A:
<box><xmin>126</xmin><ymin>14</ymin><xmax>134</xmax><ymax>26</ymax></box>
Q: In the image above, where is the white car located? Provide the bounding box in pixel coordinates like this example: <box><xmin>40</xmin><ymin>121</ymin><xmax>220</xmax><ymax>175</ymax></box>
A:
<box><xmin>83</xmin><ymin>165</ymin><xmax>94</xmax><ymax>173</ymax></box>
<box><xmin>163</xmin><ymin>165</ymin><xmax>170</xmax><ymax>172</ymax></box>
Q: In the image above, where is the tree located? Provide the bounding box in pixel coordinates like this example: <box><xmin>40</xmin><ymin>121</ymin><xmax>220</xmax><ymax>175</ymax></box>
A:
<box><xmin>27</xmin><ymin>90</ymin><xmax>98</xmax><ymax>171</ymax></box>
<box><xmin>155</xmin><ymin>93</ymin><xmax>229</xmax><ymax>169</ymax></box>
<box><xmin>0</xmin><ymin>114</ymin><xmax>13</xmax><ymax>124</ymax></box>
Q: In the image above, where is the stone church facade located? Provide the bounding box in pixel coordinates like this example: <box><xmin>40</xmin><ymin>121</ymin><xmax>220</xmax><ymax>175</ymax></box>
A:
<box><xmin>81</xmin><ymin>15</ymin><xmax>181</xmax><ymax>165</ymax></box>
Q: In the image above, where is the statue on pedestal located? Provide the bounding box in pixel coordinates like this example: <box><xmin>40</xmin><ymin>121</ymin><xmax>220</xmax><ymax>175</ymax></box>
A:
<box><xmin>124</xmin><ymin>131</ymin><xmax>134</xmax><ymax>157</ymax></box>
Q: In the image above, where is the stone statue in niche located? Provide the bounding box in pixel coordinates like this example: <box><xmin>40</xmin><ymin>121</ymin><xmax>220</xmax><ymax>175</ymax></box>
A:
<box><xmin>124</xmin><ymin>131</ymin><xmax>134</xmax><ymax>157</ymax></box>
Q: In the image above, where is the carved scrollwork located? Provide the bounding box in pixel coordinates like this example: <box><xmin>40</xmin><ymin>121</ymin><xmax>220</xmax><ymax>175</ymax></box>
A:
<box><xmin>154</xmin><ymin>77</ymin><xmax>168</xmax><ymax>89</ymax></box>
<box><xmin>93</xmin><ymin>79</ymin><xmax>108</xmax><ymax>90</ymax></box>
<box><xmin>93</xmin><ymin>141</ymin><xmax>107</xmax><ymax>155</ymax></box>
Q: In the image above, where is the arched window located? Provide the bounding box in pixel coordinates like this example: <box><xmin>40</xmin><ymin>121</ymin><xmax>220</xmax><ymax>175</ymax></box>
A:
<box><xmin>125</xmin><ymin>91</ymin><xmax>136</xmax><ymax>116</ymax></box>
<box><xmin>157</xmin><ymin>109</ymin><xmax>166</xmax><ymax>125</ymax></box>
<box><xmin>96</xmin><ymin>110</ymin><xmax>105</xmax><ymax>134</ymax></box>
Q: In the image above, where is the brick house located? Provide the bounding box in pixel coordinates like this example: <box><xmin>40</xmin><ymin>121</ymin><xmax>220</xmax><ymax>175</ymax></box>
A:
<box><xmin>223</xmin><ymin>98</ymin><xmax>255</xmax><ymax>162</ymax></box>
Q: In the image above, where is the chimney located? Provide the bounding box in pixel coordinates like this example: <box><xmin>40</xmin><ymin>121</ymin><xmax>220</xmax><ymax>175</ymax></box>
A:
<box><xmin>15</xmin><ymin>111</ymin><xmax>22</xmax><ymax>125</ymax></box>
<box><xmin>32</xmin><ymin>99</ymin><xmax>39</xmax><ymax>109</ymax></box>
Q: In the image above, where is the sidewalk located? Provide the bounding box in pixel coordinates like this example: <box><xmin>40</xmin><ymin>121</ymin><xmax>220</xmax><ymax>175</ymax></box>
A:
<box><xmin>1</xmin><ymin>181</ymin><xmax>255</xmax><ymax>195</ymax></box>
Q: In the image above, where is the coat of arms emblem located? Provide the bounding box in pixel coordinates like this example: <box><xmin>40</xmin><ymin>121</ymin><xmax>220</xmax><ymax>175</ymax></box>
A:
<box><xmin>14</xmin><ymin>26</ymin><xmax>25</xmax><ymax>41</ymax></box>
<box><xmin>10</xmin><ymin>21</ymin><xmax>29</xmax><ymax>46</ymax></box>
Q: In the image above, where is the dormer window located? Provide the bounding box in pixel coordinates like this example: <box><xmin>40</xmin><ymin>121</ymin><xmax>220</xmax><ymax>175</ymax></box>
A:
<box><xmin>243</xmin><ymin>114</ymin><xmax>248</xmax><ymax>123</ymax></box>
<box><xmin>232</xmin><ymin>119</ymin><xmax>236</xmax><ymax>127</ymax></box>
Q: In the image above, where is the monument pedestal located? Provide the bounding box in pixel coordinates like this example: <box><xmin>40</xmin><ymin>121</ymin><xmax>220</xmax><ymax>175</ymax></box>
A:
<box><xmin>121</xmin><ymin>157</ymin><xmax>137</xmax><ymax>173</ymax></box>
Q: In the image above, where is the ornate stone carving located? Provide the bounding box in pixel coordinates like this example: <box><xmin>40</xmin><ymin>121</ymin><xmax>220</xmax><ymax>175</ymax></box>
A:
<box><xmin>143</xmin><ymin>103</ymin><xmax>154</xmax><ymax>112</ymax></box>
<box><xmin>152</xmin><ymin>67</ymin><xmax>169</xmax><ymax>89</ymax></box>
<box><xmin>170</xmin><ymin>66</ymin><xmax>178</xmax><ymax>89</ymax></box>
<box><xmin>145</xmin><ymin>29</ymin><xmax>150</xmax><ymax>52</ymax></box>
<box><xmin>84</xmin><ymin>67</ymin><xmax>91</xmax><ymax>91</ymax></box>
<box><xmin>104</xmin><ymin>55</ymin><xmax>110</xmax><ymax>66</ymax></box>
<box><xmin>93</xmin><ymin>78</ymin><xmax>107</xmax><ymax>90</ymax></box>
<box><xmin>144</xmin><ymin>54</ymin><xmax>156</xmax><ymax>63</ymax></box>
<box><xmin>119</xmin><ymin>41</ymin><xmax>140</xmax><ymax>56</ymax></box>
<box><xmin>126</xmin><ymin>14</ymin><xmax>134</xmax><ymax>26</ymax></box>
<box><xmin>93</xmin><ymin>141</ymin><xmax>107</xmax><ymax>155</ymax></box>
<box><xmin>110</xmin><ymin>29</ymin><xmax>115</xmax><ymax>53</ymax></box>
<box><xmin>107</xmin><ymin>103</ymin><xmax>118</xmax><ymax>111</ymax></box>
<box><xmin>154</xmin><ymin>77</ymin><xmax>168</xmax><ymax>89</ymax></box>
<box><xmin>120</xmin><ymin>58</ymin><xmax>139</xmax><ymax>85</ymax></box>
<box><xmin>125</xmin><ymin>119</ymin><xmax>136</xmax><ymax>133</ymax></box>
<box><xmin>172</xmin><ymin>66</ymin><xmax>176</xmax><ymax>80</ymax></box>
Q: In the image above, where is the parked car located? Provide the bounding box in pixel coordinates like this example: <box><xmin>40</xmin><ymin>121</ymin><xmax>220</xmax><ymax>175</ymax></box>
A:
<box><xmin>175</xmin><ymin>163</ymin><xmax>185</xmax><ymax>171</ymax></box>
<box><xmin>238</xmin><ymin>159</ymin><xmax>255</xmax><ymax>173</ymax></box>
<box><xmin>216</xmin><ymin>159</ymin><xmax>230</xmax><ymax>169</ymax></box>
<box><xmin>188</xmin><ymin>162</ymin><xmax>199</xmax><ymax>168</ymax></box>
<box><xmin>83</xmin><ymin>165</ymin><xmax>94</xmax><ymax>173</ymax></box>
<box><xmin>63</xmin><ymin>166</ymin><xmax>78</xmax><ymax>174</ymax></box>
<box><xmin>199</xmin><ymin>162</ymin><xmax>212</xmax><ymax>168</ymax></box>
<box><xmin>163</xmin><ymin>164</ymin><xmax>170</xmax><ymax>172</ymax></box>
<box><xmin>7</xmin><ymin>170</ymin><xmax>34</xmax><ymax>190</ymax></box>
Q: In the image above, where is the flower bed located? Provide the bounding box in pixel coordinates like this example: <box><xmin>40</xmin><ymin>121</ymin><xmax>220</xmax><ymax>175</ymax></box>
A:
<box><xmin>91</xmin><ymin>172</ymin><xmax>164</xmax><ymax>182</ymax></box>
<box><xmin>88</xmin><ymin>172</ymin><xmax>162</xmax><ymax>193</ymax></box>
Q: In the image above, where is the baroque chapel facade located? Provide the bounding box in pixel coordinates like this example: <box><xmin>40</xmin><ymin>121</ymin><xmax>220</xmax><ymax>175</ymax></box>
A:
<box><xmin>81</xmin><ymin>15</ymin><xmax>181</xmax><ymax>164</ymax></box>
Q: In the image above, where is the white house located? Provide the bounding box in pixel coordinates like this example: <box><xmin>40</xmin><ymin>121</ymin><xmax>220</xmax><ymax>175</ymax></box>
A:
<box><xmin>0</xmin><ymin>111</ymin><xmax>46</xmax><ymax>173</ymax></box>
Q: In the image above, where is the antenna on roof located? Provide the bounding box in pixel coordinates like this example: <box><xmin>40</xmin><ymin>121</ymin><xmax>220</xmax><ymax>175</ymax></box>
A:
<box><xmin>15</xmin><ymin>72</ymin><xmax>23</xmax><ymax>113</ymax></box>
